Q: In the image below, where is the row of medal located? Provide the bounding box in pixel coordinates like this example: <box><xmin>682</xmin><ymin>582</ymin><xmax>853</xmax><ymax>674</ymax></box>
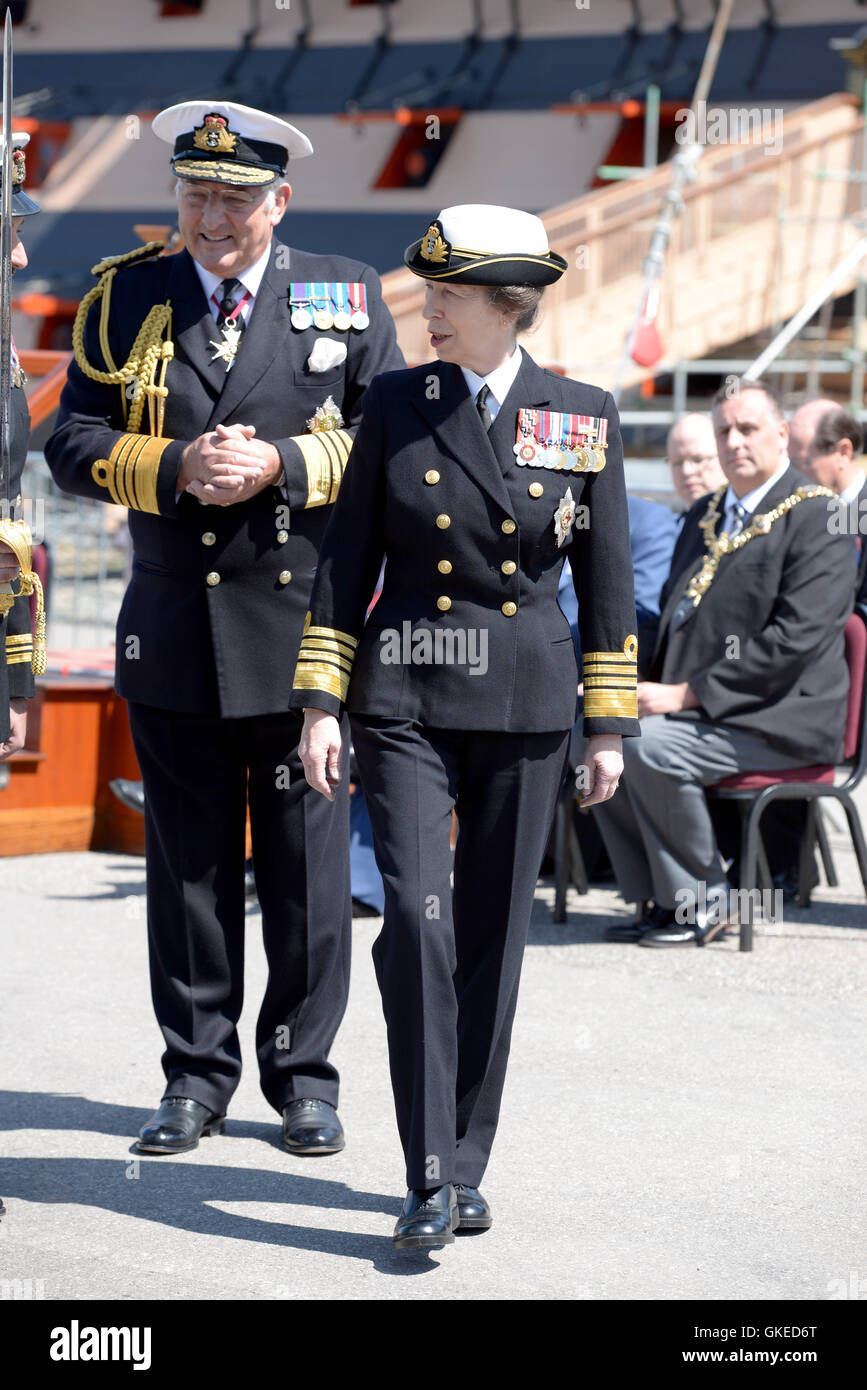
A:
<box><xmin>513</xmin><ymin>408</ymin><xmax>608</xmax><ymax>473</ymax></box>
<box><xmin>290</xmin><ymin>282</ymin><xmax>370</xmax><ymax>332</ymax></box>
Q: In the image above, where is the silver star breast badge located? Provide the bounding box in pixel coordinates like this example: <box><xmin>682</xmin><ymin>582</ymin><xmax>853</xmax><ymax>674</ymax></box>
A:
<box><xmin>209</xmin><ymin>324</ymin><xmax>243</xmax><ymax>371</ymax></box>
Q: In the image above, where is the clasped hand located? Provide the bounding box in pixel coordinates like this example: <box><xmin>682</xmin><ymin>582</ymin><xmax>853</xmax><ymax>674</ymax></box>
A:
<box><xmin>178</xmin><ymin>423</ymin><xmax>282</xmax><ymax>506</ymax></box>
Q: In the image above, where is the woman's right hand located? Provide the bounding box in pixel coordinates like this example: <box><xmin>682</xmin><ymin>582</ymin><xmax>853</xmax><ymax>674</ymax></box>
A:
<box><xmin>299</xmin><ymin>709</ymin><xmax>343</xmax><ymax>800</ymax></box>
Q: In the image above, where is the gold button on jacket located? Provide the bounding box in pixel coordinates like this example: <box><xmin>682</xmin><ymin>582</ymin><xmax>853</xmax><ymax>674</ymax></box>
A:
<box><xmin>528</xmin><ymin>482</ymin><xmax>544</xmax><ymax>497</ymax></box>
<box><xmin>501</xmin><ymin>560</ymin><xmax>517</xmax><ymax>575</ymax></box>
<box><xmin>277</xmin><ymin>529</ymin><xmax>289</xmax><ymax>544</ymax></box>
<box><xmin>436</xmin><ymin>595</ymin><xmax>452</xmax><ymax>612</ymax></box>
<box><xmin>501</xmin><ymin>518</ymin><xmax>516</xmax><ymax>534</ymax></box>
<box><xmin>206</xmin><ymin>571</ymin><xmax>221</xmax><ymax>587</ymax></box>
<box><xmin>437</xmin><ymin>559</ymin><xmax>452</xmax><ymax>574</ymax></box>
<box><xmin>436</xmin><ymin>513</ymin><xmax>451</xmax><ymax>529</ymax></box>
<box><xmin>425</xmin><ymin>470</ymin><xmax>440</xmax><ymax>485</ymax></box>
<box><xmin>202</xmin><ymin>531</ymin><xmax>216</xmax><ymax>546</ymax></box>
<box><xmin>501</xmin><ymin>601</ymin><xmax>517</xmax><ymax>617</ymax></box>
<box><xmin>279</xmin><ymin>570</ymin><xmax>293</xmax><ymax>585</ymax></box>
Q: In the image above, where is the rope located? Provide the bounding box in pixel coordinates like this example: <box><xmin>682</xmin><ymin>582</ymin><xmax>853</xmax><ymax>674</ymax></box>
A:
<box><xmin>71</xmin><ymin>241</ymin><xmax>173</xmax><ymax>434</ymax></box>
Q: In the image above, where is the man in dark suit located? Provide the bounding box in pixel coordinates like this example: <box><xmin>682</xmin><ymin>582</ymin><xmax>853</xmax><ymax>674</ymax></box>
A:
<box><xmin>45</xmin><ymin>101</ymin><xmax>403</xmax><ymax>1153</ymax></box>
<box><xmin>595</xmin><ymin>379</ymin><xmax>856</xmax><ymax>946</ymax></box>
<box><xmin>760</xmin><ymin>400</ymin><xmax>866</xmax><ymax>893</ymax></box>
<box><xmin>794</xmin><ymin>403</ymin><xmax>867</xmax><ymax>603</ymax></box>
<box><xmin>666</xmin><ymin>412</ymin><xmax>726</xmax><ymax>512</ymax></box>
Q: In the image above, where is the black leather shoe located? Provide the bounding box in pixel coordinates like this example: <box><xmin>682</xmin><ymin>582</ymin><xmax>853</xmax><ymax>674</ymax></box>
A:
<box><xmin>282</xmin><ymin>1099</ymin><xmax>345</xmax><ymax>1155</ymax></box>
<box><xmin>109</xmin><ymin>778</ymin><xmax>145</xmax><ymax>815</ymax></box>
<box><xmin>137</xmin><ymin>1097</ymin><xmax>225</xmax><ymax>1153</ymax></box>
<box><xmin>606</xmin><ymin>901</ymin><xmax>667</xmax><ymax>942</ymax></box>
<box><xmin>454</xmin><ymin>1184</ymin><xmax>492</xmax><ymax>1231</ymax></box>
<box><xmin>639</xmin><ymin>903</ymin><xmax>734</xmax><ymax>948</ymax></box>
<box><xmin>393</xmin><ymin>1185</ymin><xmax>458</xmax><ymax>1251</ymax></box>
<box><xmin>773</xmin><ymin>863</ymin><xmax>819</xmax><ymax>903</ymax></box>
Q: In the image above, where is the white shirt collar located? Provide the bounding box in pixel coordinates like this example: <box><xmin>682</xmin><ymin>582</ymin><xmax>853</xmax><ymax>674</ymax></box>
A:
<box><xmin>838</xmin><ymin>470</ymin><xmax>867</xmax><ymax>507</ymax></box>
<box><xmin>461</xmin><ymin>344</ymin><xmax>522</xmax><ymax>420</ymax></box>
<box><xmin>723</xmin><ymin>458</ymin><xmax>790</xmax><ymax>522</ymax></box>
<box><xmin>192</xmin><ymin>239</ymin><xmax>273</xmax><ymax>315</ymax></box>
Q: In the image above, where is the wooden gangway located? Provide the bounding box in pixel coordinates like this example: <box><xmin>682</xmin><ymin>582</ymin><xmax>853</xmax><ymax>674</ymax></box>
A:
<box><xmin>382</xmin><ymin>94</ymin><xmax>867</xmax><ymax>390</ymax></box>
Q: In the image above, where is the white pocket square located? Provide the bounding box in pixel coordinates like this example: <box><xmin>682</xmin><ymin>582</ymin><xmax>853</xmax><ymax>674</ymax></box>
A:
<box><xmin>307</xmin><ymin>339</ymin><xmax>348</xmax><ymax>373</ymax></box>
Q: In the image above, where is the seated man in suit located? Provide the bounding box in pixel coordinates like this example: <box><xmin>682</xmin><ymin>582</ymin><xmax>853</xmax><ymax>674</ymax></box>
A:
<box><xmin>594</xmin><ymin>379</ymin><xmax>856</xmax><ymax>946</ymax></box>
<box><xmin>666</xmin><ymin>412</ymin><xmax>726</xmax><ymax>511</ymax></box>
<box><xmin>759</xmin><ymin>400</ymin><xmax>865</xmax><ymax>896</ymax></box>
<box><xmin>795</xmin><ymin>405</ymin><xmax>867</xmax><ymax>603</ymax></box>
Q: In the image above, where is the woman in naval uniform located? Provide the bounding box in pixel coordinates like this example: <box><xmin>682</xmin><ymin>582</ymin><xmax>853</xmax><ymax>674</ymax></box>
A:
<box><xmin>292</xmin><ymin>205</ymin><xmax>640</xmax><ymax>1251</ymax></box>
<box><xmin>0</xmin><ymin>135</ymin><xmax>41</xmax><ymax>761</ymax></box>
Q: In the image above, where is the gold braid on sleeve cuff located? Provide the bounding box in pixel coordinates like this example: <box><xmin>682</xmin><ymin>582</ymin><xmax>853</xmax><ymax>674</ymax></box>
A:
<box><xmin>5</xmin><ymin>632</ymin><xmax>33</xmax><ymax>666</ymax></box>
<box><xmin>293</xmin><ymin>616</ymin><xmax>358</xmax><ymax>703</ymax></box>
<box><xmin>292</xmin><ymin>428</ymin><xmax>353</xmax><ymax>508</ymax></box>
<box><xmin>91</xmin><ymin>433</ymin><xmax>174</xmax><ymax>514</ymax></box>
<box><xmin>582</xmin><ymin>635</ymin><xmax>638</xmax><ymax>719</ymax></box>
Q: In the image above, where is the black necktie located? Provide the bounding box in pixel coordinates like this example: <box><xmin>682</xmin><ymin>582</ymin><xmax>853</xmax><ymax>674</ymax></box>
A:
<box><xmin>476</xmin><ymin>383</ymin><xmax>493</xmax><ymax>432</ymax></box>
<box><xmin>217</xmin><ymin>277</ymin><xmax>246</xmax><ymax>336</ymax></box>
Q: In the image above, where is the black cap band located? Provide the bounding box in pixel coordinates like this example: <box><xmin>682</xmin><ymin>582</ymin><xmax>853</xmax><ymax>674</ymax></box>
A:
<box><xmin>172</xmin><ymin>130</ymin><xmax>288</xmax><ymax>177</ymax></box>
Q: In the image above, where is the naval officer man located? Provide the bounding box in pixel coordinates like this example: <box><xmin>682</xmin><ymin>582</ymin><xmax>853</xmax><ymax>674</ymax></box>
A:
<box><xmin>46</xmin><ymin>101</ymin><xmax>404</xmax><ymax>1155</ymax></box>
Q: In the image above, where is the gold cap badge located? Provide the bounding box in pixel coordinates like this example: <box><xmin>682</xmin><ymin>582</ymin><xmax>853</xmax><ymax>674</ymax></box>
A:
<box><xmin>420</xmin><ymin>221</ymin><xmax>450</xmax><ymax>264</ymax></box>
<box><xmin>193</xmin><ymin>114</ymin><xmax>238</xmax><ymax>155</ymax></box>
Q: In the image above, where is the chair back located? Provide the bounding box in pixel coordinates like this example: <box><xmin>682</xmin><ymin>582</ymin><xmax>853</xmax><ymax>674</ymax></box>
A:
<box><xmin>843</xmin><ymin>604</ymin><xmax>867</xmax><ymax>774</ymax></box>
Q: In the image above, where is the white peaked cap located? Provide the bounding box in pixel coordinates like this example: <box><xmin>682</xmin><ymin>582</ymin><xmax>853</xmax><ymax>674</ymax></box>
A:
<box><xmin>437</xmin><ymin>205</ymin><xmax>552</xmax><ymax>255</ymax></box>
<box><xmin>153</xmin><ymin>100</ymin><xmax>313</xmax><ymax>169</ymax></box>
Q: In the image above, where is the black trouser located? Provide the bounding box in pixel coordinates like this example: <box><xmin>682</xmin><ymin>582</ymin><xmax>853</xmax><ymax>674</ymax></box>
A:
<box><xmin>128</xmin><ymin>702</ymin><xmax>352</xmax><ymax>1117</ymax></box>
<box><xmin>351</xmin><ymin>716</ymin><xmax>570</xmax><ymax>1190</ymax></box>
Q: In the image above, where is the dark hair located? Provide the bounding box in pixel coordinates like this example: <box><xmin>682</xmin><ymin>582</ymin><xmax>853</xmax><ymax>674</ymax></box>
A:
<box><xmin>810</xmin><ymin>406</ymin><xmax>863</xmax><ymax>457</ymax></box>
<box><xmin>711</xmin><ymin>377</ymin><xmax>785</xmax><ymax>422</ymax></box>
<box><xmin>486</xmin><ymin>285</ymin><xmax>544</xmax><ymax>334</ymax></box>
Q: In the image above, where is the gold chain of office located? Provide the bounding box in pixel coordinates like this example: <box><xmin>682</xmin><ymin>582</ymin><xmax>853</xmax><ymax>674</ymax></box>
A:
<box><xmin>71</xmin><ymin>241</ymin><xmax>174</xmax><ymax>436</ymax></box>
<box><xmin>685</xmin><ymin>482</ymin><xmax>836</xmax><ymax>608</ymax></box>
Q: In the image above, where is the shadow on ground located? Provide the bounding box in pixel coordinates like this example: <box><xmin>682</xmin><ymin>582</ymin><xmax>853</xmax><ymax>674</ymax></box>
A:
<box><xmin>0</xmin><ymin>1092</ymin><xmax>451</xmax><ymax>1276</ymax></box>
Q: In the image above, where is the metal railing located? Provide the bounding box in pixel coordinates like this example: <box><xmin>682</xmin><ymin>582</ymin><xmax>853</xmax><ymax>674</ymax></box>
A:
<box><xmin>25</xmin><ymin>453</ymin><xmax>128</xmax><ymax>650</ymax></box>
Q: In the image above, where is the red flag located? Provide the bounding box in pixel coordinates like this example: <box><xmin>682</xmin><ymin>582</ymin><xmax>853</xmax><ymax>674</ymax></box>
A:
<box><xmin>631</xmin><ymin>286</ymin><xmax>664</xmax><ymax>368</ymax></box>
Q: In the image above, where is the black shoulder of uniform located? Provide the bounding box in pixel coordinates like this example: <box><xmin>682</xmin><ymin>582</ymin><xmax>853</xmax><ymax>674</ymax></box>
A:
<box><xmin>83</xmin><ymin>246</ymin><xmax>174</xmax><ymax>314</ymax></box>
<box><xmin>361</xmin><ymin>363</ymin><xmax>430</xmax><ymax>400</ymax></box>
<box><xmin>277</xmin><ymin>243</ymin><xmax>380</xmax><ymax>283</ymax></box>
<box><xmin>544</xmin><ymin>369</ymin><xmax>610</xmax><ymax>414</ymax></box>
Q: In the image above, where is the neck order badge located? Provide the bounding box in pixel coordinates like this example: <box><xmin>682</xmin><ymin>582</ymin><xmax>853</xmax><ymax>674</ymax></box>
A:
<box><xmin>209</xmin><ymin>277</ymin><xmax>249</xmax><ymax>371</ymax></box>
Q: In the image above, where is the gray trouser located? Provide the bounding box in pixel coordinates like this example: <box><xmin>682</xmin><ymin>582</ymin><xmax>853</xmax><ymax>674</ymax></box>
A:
<box><xmin>587</xmin><ymin>715</ymin><xmax>805</xmax><ymax>908</ymax></box>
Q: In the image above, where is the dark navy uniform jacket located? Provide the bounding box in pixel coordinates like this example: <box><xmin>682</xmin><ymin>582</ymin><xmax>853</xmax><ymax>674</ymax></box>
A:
<box><xmin>0</xmin><ymin>386</ymin><xmax>36</xmax><ymax>742</ymax></box>
<box><xmin>291</xmin><ymin>352</ymin><xmax>641</xmax><ymax>736</ymax></box>
<box><xmin>641</xmin><ymin>465</ymin><xmax>855</xmax><ymax>763</ymax></box>
<box><xmin>45</xmin><ymin>239</ymin><xmax>404</xmax><ymax>717</ymax></box>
